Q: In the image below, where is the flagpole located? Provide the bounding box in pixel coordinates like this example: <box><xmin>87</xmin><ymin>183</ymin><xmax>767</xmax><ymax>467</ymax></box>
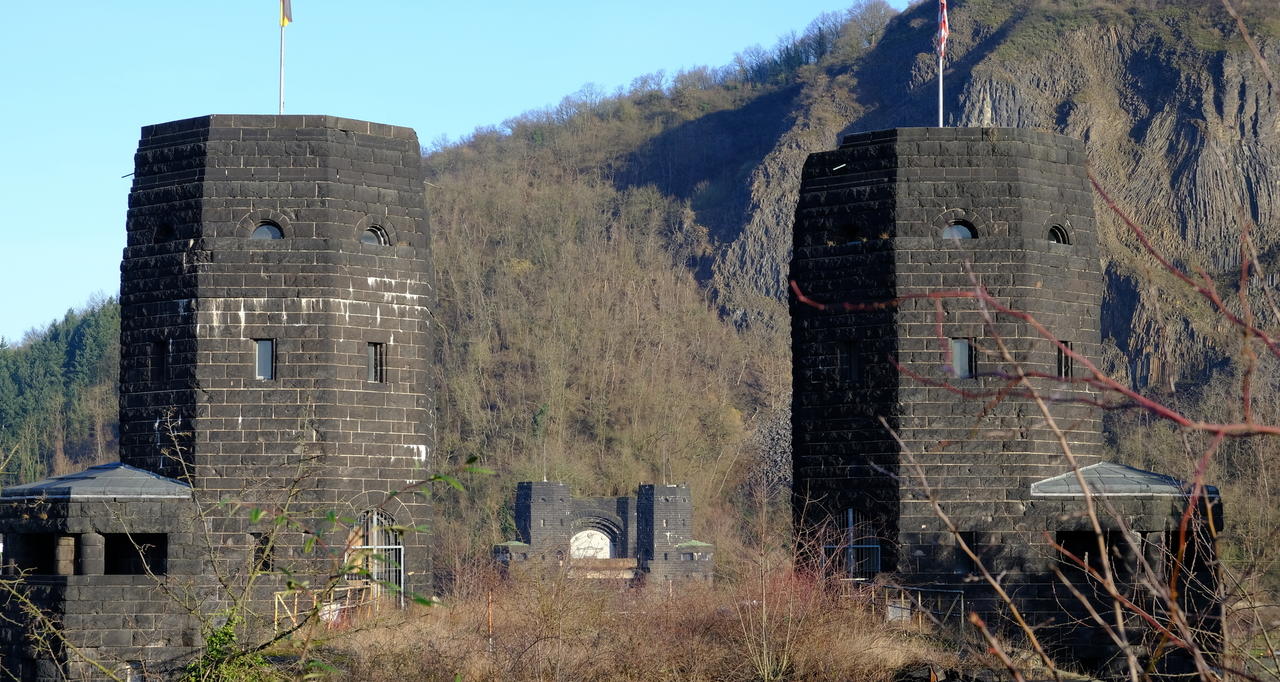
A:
<box><xmin>278</xmin><ymin>22</ymin><xmax>286</xmax><ymax>114</ymax></box>
<box><xmin>936</xmin><ymin>53</ymin><xmax>947</xmax><ymax>127</ymax></box>
<box><xmin>936</xmin><ymin>52</ymin><xmax>947</xmax><ymax>126</ymax></box>
<box><xmin>935</xmin><ymin>0</ymin><xmax>947</xmax><ymax>127</ymax></box>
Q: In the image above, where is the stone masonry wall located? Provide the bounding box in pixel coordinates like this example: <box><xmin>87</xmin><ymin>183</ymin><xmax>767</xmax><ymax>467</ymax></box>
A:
<box><xmin>790</xmin><ymin>127</ymin><xmax>1104</xmax><ymax>581</ymax></box>
<box><xmin>0</xmin><ymin>497</ymin><xmax>203</xmax><ymax>680</ymax></box>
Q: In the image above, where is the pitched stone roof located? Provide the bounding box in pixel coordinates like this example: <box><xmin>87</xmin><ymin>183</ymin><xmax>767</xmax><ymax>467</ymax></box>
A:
<box><xmin>1030</xmin><ymin>462</ymin><xmax>1218</xmax><ymax>499</ymax></box>
<box><xmin>1</xmin><ymin>462</ymin><xmax>191</xmax><ymax>500</ymax></box>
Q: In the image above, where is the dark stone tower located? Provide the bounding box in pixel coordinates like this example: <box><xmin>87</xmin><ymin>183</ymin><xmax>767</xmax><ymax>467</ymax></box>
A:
<box><xmin>790</xmin><ymin>128</ymin><xmax>1224</xmax><ymax>673</ymax></box>
<box><xmin>118</xmin><ymin>114</ymin><xmax>434</xmax><ymax>596</ymax></box>
<box><xmin>790</xmin><ymin>127</ymin><xmax>1104</xmax><ymax>579</ymax></box>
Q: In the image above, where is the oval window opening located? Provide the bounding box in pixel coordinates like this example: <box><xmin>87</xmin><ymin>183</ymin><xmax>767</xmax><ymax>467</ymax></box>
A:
<box><xmin>360</xmin><ymin>226</ymin><xmax>389</xmax><ymax>246</ymax></box>
<box><xmin>250</xmin><ymin>222</ymin><xmax>283</xmax><ymax>240</ymax></box>
<box><xmin>940</xmin><ymin>221</ymin><xmax>976</xmax><ymax>240</ymax></box>
<box><xmin>1048</xmin><ymin>225</ymin><xmax>1070</xmax><ymax>245</ymax></box>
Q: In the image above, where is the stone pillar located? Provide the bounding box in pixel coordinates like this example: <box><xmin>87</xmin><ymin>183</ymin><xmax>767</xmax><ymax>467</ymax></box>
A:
<box><xmin>54</xmin><ymin>535</ymin><xmax>75</xmax><ymax>576</ymax></box>
<box><xmin>77</xmin><ymin>532</ymin><xmax>104</xmax><ymax>575</ymax></box>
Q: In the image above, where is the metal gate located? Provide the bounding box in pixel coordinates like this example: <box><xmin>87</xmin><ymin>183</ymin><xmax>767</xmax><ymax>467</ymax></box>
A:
<box><xmin>346</xmin><ymin>509</ymin><xmax>405</xmax><ymax>608</ymax></box>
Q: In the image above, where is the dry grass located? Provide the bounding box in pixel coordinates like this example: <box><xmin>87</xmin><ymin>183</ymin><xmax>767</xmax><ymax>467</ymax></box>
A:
<box><xmin>316</xmin><ymin>568</ymin><xmax>960</xmax><ymax>681</ymax></box>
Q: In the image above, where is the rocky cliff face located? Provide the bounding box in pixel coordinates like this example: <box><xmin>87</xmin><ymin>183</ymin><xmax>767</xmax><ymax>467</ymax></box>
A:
<box><xmin>710</xmin><ymin>0</ymin><xmax>1279</xmax><ymax>389</ymax></box>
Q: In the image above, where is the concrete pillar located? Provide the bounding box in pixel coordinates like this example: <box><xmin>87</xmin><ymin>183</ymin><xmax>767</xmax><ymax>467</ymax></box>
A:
<box><xmin>54</xmin><ymin>535</ymin><xmax>75</xmax><ymax>576</ymax></box>
<box><xmin>77</xmin><ymin>532</ymin><xmax>104</xmax><ymax>575</ymax></box>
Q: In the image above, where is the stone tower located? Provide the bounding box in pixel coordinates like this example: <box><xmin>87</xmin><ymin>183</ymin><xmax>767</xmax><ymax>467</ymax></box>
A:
<box><xmin>118</xmin><ymin>114</ymin><xmax>435</xmax><ymax>596</ymax></box>
<box><xmin>789</xmin><ymin>128</ymin><xmax>1225</xmax><ymax>673</ymax></box>
<box><xmin>789</xmin><ymin>127</ymin><xmax>1104</xmax><ymax>580</ymax></box>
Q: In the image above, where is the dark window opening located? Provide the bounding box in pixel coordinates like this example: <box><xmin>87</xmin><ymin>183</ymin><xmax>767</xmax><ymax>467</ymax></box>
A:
<box><xmin>103</xmin><ymin>533</ymin><xmax>167</xmax><ymax>575</ymax></box>
<box><xmin>956</xmin><ymin>531</ymin><xmax>979</xmax><ymax>574</ymax></box>
<box><xmin>950</xmin><ymin>338</ymin><xmax>978</xmax><ymax>379</ymax></box>
<box><xmin>1048</xmin><ymin>224</ymin><xmax>1071</xmax><ymax>245</ymax></box>
<box><xmin>836</xmin><ymin>341</ymin><xmax>861</xmax><ymax>383</ymax></box>
<box><xmin>5</xmin><ymin>533</ymin><xmax>57</xmax><ymax>575</ymax></box>
<box><xmin>250</xmin><ymin>532</ymin><xmax>274</xmax><ymax>572</ymax></box>
<box><xmin>250</xmin><ymin>222</ymin><xmax>283</xmax><ymax>240</ymax></box>
<box><xmin>153</xmin><ymin>224</ymin><xmax>176</xmax><ymax>243</ymax></box>
<box><xmin>366</xmin><ymin>342</ymin><xmax>386</xmax><ymax>382</ymax></box>
<box><xmin>1056</xmin><ymin>530</ymin><xmax>1133</xmax><ymax>583</ymax></box>
<box><xmin>940</xmin><ymin>221</ymin><xmax>977</xmax><ymax>240</ymax></box>
<box><xmin>360</xmin><ymin>226</ymin><xmax>390</xmax><ymax>246</ymax></box>
<box><xmin>830</xmin><ymin>223</ymin><xmax>870</xmax><ymax>245</ymax></box>
<box><xmin>1056</xmin><ymin>341</ymin><xmax>1073</xmax><ymax>379</ymax></box>
<box><xmin>149</xmin><ymin>339</ymin><xmax>170</xmax><ymax>383</ymax></box>
<box><xmin>254</xmin><ymin>339</ymin><xmax>276</xmax><ymax>380</ymax></box>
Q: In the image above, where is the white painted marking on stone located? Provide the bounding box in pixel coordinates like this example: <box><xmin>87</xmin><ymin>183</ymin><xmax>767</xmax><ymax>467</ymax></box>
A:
<box><xmin>406</xmin><ymin>444</ymin><xmax>429</xmax><ymax>463</ymax></box>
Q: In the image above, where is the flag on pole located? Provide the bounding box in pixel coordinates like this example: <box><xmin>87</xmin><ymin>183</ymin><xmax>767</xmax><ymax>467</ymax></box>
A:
<box><xmin>280</xmin><ymin>0</ymin><xmax>292</xmax><ymax>27</ymax></box>
<box><xmin>934</xmin><ymin>0</ymin><xmax>949</xmax><ymax>59</ymax></box>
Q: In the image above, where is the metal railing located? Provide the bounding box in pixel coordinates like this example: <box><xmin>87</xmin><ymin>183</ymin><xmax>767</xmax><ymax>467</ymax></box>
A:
<box><xmin>874</xmin><ymin>585</ymin><xmax>967</xmax><ymax>629</ymax></box>
<box><xmin>823</xmin><ymin>543</ymin><xmax>882</xmax><ymax>581</ymax></box>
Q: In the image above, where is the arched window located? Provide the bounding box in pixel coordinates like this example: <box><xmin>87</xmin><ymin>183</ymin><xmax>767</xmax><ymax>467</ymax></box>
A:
<box><xmin>250</xmin><ymin>222</ymin><xmax>283</xmax><ymax>240</ymax></box>
<box><xmin>360</xmin><ymin>226</ymin><xmax>389</xmax><ymax>246</ymax></box>
<box><xmin>940</xmin><ymin>221</ymin><xmax>977</xmax><ymax>240</ymax></box>
<box><xmin>1048</xmin><ymin>224</ymin><xmax>1070</xmax><ymax>245</ymax></box>
<box><xmin>345</xmin><ymin>510</ymin><xmax>404</xmax><ymax>606</ymax></box>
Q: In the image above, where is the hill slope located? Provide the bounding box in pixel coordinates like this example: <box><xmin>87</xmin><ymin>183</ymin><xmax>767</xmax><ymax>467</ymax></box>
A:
<box><xmin>424</xmin><ymin>0</ymin><xmax>1279</xmax><ymax>562</ymax></box>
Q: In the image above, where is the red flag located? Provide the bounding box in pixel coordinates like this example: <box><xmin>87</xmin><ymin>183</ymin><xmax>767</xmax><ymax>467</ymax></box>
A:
<box><xmin>935</xmin><ymin>0</ymin><xmax>949</xmax><ymax>59</ymax></box>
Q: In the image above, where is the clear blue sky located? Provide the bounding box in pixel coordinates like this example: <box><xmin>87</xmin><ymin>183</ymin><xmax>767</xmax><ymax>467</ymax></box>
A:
<box><xmin>0</xmin><ymin>0</ymin><xmax>906</xmax><ymax>343</ymax></box>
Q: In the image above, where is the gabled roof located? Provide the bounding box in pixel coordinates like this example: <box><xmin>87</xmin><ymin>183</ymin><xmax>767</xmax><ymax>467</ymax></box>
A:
<box><xmin>1</xmin><ymin>462</ymin><xmax>191</xmax><ymax>500</ymax></box>
<box><xmin>1030</xmin><ymin>462</ymin><xmax>1218</xmax><ymax>499</ymax></box>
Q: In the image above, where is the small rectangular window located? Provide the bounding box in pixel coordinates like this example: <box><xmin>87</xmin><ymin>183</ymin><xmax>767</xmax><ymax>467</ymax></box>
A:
<box><xmin>836</xmin><ymin>341</ymin><xmax>861</xmax><ymax>383</ymax></box>
<box><xmin>956</xmin><ymin>531</ymin><xmax>979</xmax><ymax>574</ymax></box>
<box><xmin>950</xmin><ymin>338</ymin><xmax>977</xmax><ymax>379</ymax></box>
<box><xmin>103</xmin><ymin>533</ymin><xmax>167</xmax><ymax>575</ymax></box>
<box><xmin>680</xmin><ymin>552</ymin><xmax>695</xmax><ymax>561</ymax></box>
<box><xmin>1056</xmin><ymin>341</ymin><xmax>1073</xmax><ymax>379</ymax></box>
<box><xmin>150</xmin><ymin>339</ymin><xmax>170</xmax><ymax>382</ymax></box>
<box><xmin>250</xmin><ymin>532</ymin><xmax>274</xmax><ymax>573</ymax></box>
<box><xmin>366</xmin><ymin>342</ymin><xmax>386</xmax><ymax>383</ymax></box>
<box><xmin>254</xmin><ymin>339</ymin><xmax>275</xmax><ymax>380</ymax></box>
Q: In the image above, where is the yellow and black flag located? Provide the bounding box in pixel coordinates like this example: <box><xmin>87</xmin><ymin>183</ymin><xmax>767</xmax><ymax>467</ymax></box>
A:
<box><xmin>280</xmin><ymin>0</ymin><xmax>292</xmax><ymax>27</ymax></box>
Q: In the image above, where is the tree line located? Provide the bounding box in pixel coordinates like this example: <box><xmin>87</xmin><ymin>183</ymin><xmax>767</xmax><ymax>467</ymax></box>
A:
<box><xmin>0</xmin><ymin>297</ymin><xmax>119</xmax><ymax>486</ymax></box>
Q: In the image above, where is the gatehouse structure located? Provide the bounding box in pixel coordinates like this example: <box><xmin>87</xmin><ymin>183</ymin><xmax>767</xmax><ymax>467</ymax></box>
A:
<box><xmin>494</xmin><ymin>481</ymin><xmax>714</xmax><ymax>583</ymax></box>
